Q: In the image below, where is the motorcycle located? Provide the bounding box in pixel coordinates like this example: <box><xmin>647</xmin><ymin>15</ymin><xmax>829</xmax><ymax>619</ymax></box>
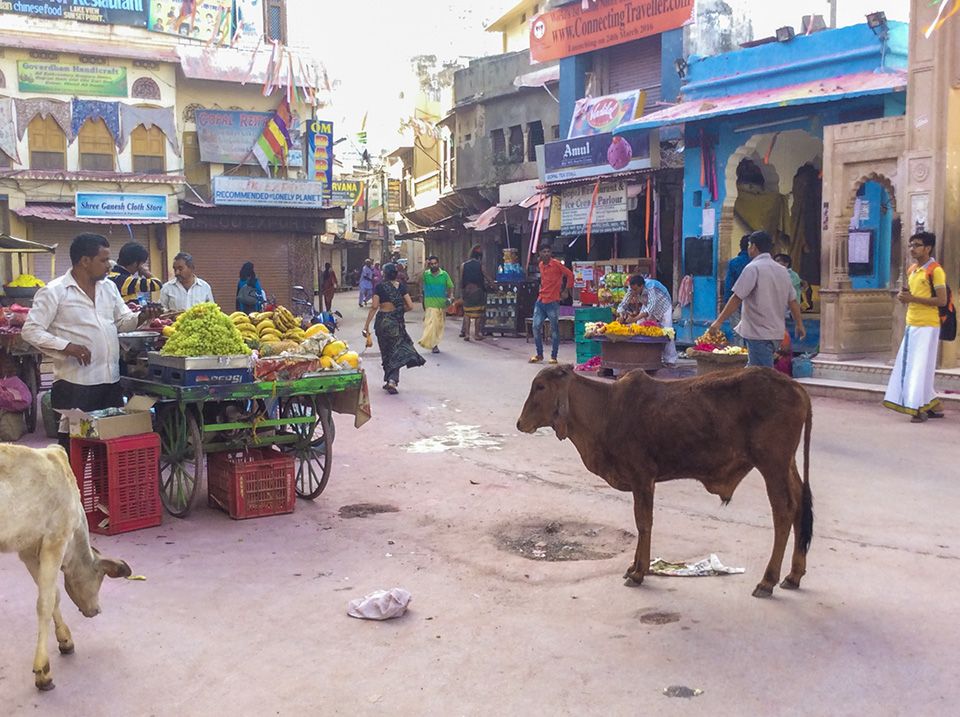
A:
<box><xmin>291</xmin><ymin>285</ymin><xmax>340</xmax><ymax>334</ymax></box>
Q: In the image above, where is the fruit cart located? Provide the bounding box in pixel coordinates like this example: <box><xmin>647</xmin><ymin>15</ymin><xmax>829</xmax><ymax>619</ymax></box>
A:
<box><xmin>0</xmin><ymin>331</ymin><xmax>43</xmax><ymax>432</ymax></box>
<box><xmin>120</xmin><ymin>369</ymin><xmax>368</xmax><ymax>517</ymax></box>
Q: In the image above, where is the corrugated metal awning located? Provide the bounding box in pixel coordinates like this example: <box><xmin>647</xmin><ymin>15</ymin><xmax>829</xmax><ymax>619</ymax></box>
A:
<box><xmin>14</xmin><ymin>204</ymin><xmax>190</xmax><ymax>225</ymax></box>
<box><xmin>615</xmin><ymin>70</ymin><xmax>908</xmax><ymax>133</ymax></box>
<box><xmin>0</xmin><ymin>169</ymin><xmax>186</xmax><ymax>185</ymax></box>
<box><xmin>178</xmin><ymin>46</ymin><xmax>324</xmax><ymax>89</ymax></box>
<box><xmin>514</xmin><ymin>65</ymin><xmax>560</xmax><ymax>89</ymax></box>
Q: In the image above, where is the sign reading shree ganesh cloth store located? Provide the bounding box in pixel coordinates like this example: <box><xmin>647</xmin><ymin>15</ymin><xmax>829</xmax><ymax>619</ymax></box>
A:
<box><xmin>529</xmin><ymin>0</ymin><xmax>695</xmax><ymax>63</ymax></box>
<box><xmin>75</xmin><ymin>193</ymin><xmax>168</xmax><ymax>220</ymax></box>
<box><xmin>561</xmin><ymin>181</ymin><xmax>629</xmax><ymax>236</ymax></box>
<box><xmin>212</xmin><ymin>176</ymin><xmax>325</xmax><ymax>209</ymax></box>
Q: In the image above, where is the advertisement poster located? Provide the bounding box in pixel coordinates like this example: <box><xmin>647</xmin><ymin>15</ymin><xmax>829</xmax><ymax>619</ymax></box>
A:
<box><xmin>0</xmin><ymin>0</ymin><xmax>147</xmax><ymax>26</ymax></box>
<box><xmin>330</xmin><ymin>180</ymin><xmax>365</xmax><ymax>208</ymax></box>
<box><xmin>233</xmin><ymin>0</ymin><xmax>264</xmax><ymax>46</ymax></box>
<box><xmin>18</xmin><ymin>61</ymin><xmax>127</xmax><ymax>97</ymax></box>
<box><xmin>212</xmin><ymin>176</ymin><xmax>325</xmax><ymax>209</ymax></box>
<box><xmin>530</xmin><ymin>0</ymin><xmax>694</xmax><ymax>63</ymax></box>
<box><xmin>148</xmin><ymin>0</ymin><xmax>233</xmax><ymax>42</ymax></box>
<box><xmin>387</xmin><ymin>178</ymin><xmax>402</xmax><ymax>213</ymax></box>
<box><xmin>75</xmin><ymin>193</ymin><xmax>168</xmax><ymax>221</ymax></box>
<box><xmin>544</xmin><ymin>131</ymin><xmax>654</xmax><ymax>183</ymax></box>
<box><xmin>561</xmin><ymin>182</ymin><xmax>629</xmax><ymax>236</ymax></box>
<box><xmin>307</xmin><ymin>119</ymin><xmax>333</xmax><ymax>193</ymax></box>
<box><xmin>568</xmin><ymin>91</ymin><xmax>646</xmax><ymax>138</ymax></box>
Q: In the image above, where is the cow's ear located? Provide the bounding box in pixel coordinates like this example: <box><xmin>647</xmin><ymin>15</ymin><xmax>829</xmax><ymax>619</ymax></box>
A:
<box><xmin>554</xmin><ymin>380</ymin><xmax>570</xmax><ymax>440</ymax></box>
<box><xmin>99</xmin><ymin>557</ymin><xmax>132</xmax><ymax>579</ymax></box>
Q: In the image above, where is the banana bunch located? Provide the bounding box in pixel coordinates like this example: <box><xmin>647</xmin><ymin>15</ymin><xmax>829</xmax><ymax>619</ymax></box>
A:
<box><xmin>229</xmin><ymin>312</ymin><xmax>260</xmax><ymax>348</ymax></box>
<box><xmin>271</xmin><ymin>305</ymin><xmax>306</xmax><ymax>344</ymax></box>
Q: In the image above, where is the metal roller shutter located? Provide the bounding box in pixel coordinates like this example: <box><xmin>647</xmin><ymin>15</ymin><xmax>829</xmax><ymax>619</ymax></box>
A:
<box><xmin>605</xmin><ymin>36</ymin><xmax>662</xmax><ymax>103</ymax></box>
<box><xmin>25</xmin><ymin>221</ymin><xmax>150</xmax><ymax>283</ymax></box>
<box><xmin>181</xmin><ymin>232</ymin><xmax>293</xmax><ymax>312</ymax></box>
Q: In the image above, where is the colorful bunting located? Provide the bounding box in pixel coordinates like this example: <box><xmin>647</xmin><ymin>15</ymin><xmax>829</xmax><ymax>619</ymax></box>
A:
<box><xmin>252</xmin><ymin>99</ymin><xmax>292</xmax><ymax>175</ymax></box>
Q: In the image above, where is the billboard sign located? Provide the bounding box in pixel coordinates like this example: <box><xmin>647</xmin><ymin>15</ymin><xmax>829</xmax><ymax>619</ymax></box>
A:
<box><xmin>543</xmin><ymin>131</ymin><xmax>654</xmax><ymax>183</ymax></box>
<box><xmin>75</xmin><ymin>192</ymin><xmax>168</xmax><ymax>220</ymax></box>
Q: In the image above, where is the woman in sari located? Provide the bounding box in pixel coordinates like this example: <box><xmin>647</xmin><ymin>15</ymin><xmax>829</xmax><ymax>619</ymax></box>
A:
<box><xmin>363</xmin><ymin>263</ymin><xmax>425</xmax><ymax>394</ymax></box>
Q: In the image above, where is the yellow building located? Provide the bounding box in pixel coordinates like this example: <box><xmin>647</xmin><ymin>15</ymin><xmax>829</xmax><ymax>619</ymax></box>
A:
<box><xmin>0</xmin><ymin>2</ymin><xmax>337</xmax><ymax>310</ymax></box>
<box><xmin>486</xmin><ymin>0</ymin><xmax>542</xmax><ymax>53</ymax></box>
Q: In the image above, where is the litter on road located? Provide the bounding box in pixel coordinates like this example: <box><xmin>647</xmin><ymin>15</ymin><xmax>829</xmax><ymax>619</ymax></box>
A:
<box><xmin>347</xmin><ymin>588</ymin><xmax>413</xmax><ymax>620</ymax></box>
<box><xmin>648</xmin><ymin>554</ymin><xmax>744</xmax><ymax>577</ymax></box>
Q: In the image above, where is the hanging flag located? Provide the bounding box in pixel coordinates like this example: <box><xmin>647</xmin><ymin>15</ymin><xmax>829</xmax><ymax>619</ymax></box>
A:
<box><xmin>252</xmin><ymin>99</ymin><xmax>292</xmax><ymax>175</ymax></box>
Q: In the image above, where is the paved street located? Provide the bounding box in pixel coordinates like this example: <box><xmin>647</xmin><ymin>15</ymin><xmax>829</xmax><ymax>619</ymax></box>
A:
<box><xmin>1</xmin><ymin>293</ymin><xmax>958</xmax><ymax>715</ymax></box>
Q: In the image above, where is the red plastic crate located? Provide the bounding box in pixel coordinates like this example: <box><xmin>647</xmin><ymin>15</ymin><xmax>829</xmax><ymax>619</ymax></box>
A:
<box><xmin>207</xmin><ymin>448</ymin><xmax>296</xmax><ymax>520</ymax></box>
<box><xmin>70</xmin><ymin>433</ymin><xmax>162</xmax><ymax>535</ymax></box>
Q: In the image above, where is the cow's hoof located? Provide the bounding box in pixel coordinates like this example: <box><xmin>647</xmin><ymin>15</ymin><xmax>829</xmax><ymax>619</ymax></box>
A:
<box><xmin>752</xmin><ymin>584</ymin><xmax>774</xmax><ymax>598</ymax></box>
<box><xmin>624</xmin><ymin>571</ymin><xmax>645</xmax><ymax>586</ymax></box>
<box><xmin>58</xmin><ymin>642</ymin><xmax>75</xmax><ymax>655</ymax></box>
<box><xmin>36</xmin><ymin>679</ymin><xmax>55</xmax><ymax>691</ymax></box>
<box><xmin>780</xmin><ymin>577</ymin><xmax>801</xmax><ymax>590</ymax></box>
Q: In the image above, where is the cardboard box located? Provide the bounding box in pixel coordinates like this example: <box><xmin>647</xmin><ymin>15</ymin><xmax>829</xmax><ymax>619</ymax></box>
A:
<box><xmin>59</xmin><ymin>396</ymin><xmax>156</xmax><ymax>440</ymax></box>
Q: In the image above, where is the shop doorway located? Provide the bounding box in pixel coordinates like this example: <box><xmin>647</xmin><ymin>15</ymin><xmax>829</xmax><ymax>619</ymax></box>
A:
<box><xmin>848</xmin><ymin>178</ymin><xmax>897</xmax><ymax>290</ymax></box>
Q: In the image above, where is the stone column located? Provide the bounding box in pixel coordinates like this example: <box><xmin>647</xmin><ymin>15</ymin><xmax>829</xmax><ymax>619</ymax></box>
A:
<box><xmin>903</xmin><ymin>1</ymin><xmax>960</xmax><ymax>367</ymax></box>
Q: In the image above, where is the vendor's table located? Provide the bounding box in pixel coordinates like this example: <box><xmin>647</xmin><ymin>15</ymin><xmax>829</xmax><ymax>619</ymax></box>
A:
<box><xmin>593</xmin><ymin>336</ymin><xmax>668</xmax><ymax>376</ymax></box>
<box><xmin>686</xmin><ymin>349</ymin><xmax>749</xmax><ymax>375</ymax></box>
<box><xmin>121</xmin><ymin>370</ymin><xmax>368</xmax><ymax>517</ymax></box>
<box><xmin>0</xmin><ymin>332</ymin><xmax>42</xmax><ymax>432</ymax></box>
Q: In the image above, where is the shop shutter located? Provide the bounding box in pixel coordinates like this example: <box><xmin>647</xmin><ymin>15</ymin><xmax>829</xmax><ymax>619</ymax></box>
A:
<box><xmin>182</xmin><ymin>232</ymin><xmax>293</xmax><ymax>311</ymax></box>
<box><xmin>605</xmin><ymin>36</ymin><xmax>662</xmax><ymax>104</ymax></box>
<box><xmin>25</xmin><ymin>221</ymin><xmax>150</xmax><ymax>283</ymax></box>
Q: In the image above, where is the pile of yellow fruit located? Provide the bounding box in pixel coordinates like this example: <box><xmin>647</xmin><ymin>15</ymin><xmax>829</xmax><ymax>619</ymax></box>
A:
<box><xmin>599</xmin><ymin>321</ymin><xmax>673</xmax><ymax>338</ymax></box>
<box><xmin>7</xmin><ymin>274</ymin><xmax>45</xmax><ymax>288</ymax></box>
<box><xmin>229</xmin><ymin>306</ymin><xmax>306</xmax><ymax>352</ymax></box>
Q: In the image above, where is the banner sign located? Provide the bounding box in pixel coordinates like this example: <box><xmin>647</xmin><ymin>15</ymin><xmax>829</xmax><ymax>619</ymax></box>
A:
<box><xmin>561</xmin><ymin>181</ymin><xmax>629</xmax><ymax>236</ymax></box>
<box><xmin>18</xmin><ymin>61</ymin><xmax>127</xmax><ymax>97</ymax></box>
<box><xmin>1</xmin><ymin>0</ymin><xmax>148</xmax><ymax>26</ymax></box>
<box><xmin>75</xmin><ymin>192</ymin><xmax>168</xmax><ymax>220</ymax></box>
<box><xmin>569</xmin><ymin>90</ymin><xmax>646</xmax><ymax>138</ymax></box>
<box><xmin>387</xmin><ymin>179</ymin><xmax>402</xmax><ymax>213</ymax></box>
<box><xmin>544</xmin><ymin>131</ymin><xmax>653</xmax><ymax>183</ymax></box>
<box><xmin>148</xmin><ymin>0</ymin><xmax>232</xmax><ymax>41</ymax></box>
<box><xmin>307</xmin><ymin>119</ymin><xmax>334</xmax><ymax>193</ymax></box>
<box><xmin>196</xmin><ymin>109</ymin><xmax>301</xmax><ymax>167</ymax></box>
<box><xmin>530</xmin><ymin>0</ymin><xmax>694</xmax><ymax>63</ymax></box>
<box><xmin>330</xmin><ymin>180</ymin><xmax>365</xmax><ymax>208</ymax></box>
<box><xmin>212</xmin><ymin>176</ymin><xmax>325</xmax><ymax>209</ymax></box>
<box><xmin>233</xmin><ymin>0</ymin><xmax>264</xmax><ymax>47</ymax></box>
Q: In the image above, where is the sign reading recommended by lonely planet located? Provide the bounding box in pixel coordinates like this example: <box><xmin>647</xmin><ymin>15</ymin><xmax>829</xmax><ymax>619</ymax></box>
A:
<box><xmin>212</xmin><ymin>176</ymin><xmax>326</xmax><ymax>209</ymax></box>
<box><xmin>75</xmin><ymin>193</ymin><xmax>168</xmax><ymax>221</ymax></box>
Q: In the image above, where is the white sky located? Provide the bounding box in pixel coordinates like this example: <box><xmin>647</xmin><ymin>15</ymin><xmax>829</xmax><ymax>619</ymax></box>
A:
<box><xmin>288</xmin><ymin>0</ymin><xmax>911</xmax><ymax>153</ymax></box>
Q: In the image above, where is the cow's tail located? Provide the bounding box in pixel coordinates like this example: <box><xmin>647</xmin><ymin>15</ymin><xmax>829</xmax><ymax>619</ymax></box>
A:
<box><xmin>799</xmin><ymin>399</ymin><xmax>814</xmax><ymax>554</ymax></box>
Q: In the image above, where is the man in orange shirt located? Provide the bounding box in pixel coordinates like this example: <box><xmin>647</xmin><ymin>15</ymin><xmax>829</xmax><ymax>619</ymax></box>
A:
<box><xmin>530</xmin><ymin>245</ymin><xmax>574</xmax><ymax>364</ymax></box>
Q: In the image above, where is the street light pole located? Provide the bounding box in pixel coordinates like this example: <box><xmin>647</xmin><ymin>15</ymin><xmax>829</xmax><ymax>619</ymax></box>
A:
<box><xmin>828</xmin><ymin>0</ymin><xmax>837</xmax><ymax>28</ymax></box>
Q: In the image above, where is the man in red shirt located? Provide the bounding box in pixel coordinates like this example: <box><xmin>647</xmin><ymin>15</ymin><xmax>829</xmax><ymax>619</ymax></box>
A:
<box><xmin>530</xmin><ymin>245</ymin><xmax>574</xmax><ymax>364</ymax></box>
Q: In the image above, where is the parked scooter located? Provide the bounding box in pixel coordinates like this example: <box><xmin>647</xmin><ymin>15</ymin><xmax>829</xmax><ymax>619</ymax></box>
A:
<box><xmin>291</xmin><ymin>285</ymin><xmax>341</xmax><ymax>334</ymax></box>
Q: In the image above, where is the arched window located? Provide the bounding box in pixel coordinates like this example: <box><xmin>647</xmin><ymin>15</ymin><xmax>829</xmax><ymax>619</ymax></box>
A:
<box><xmin>131</xmin><ymin>125</ymin><xmax>166</xmax><ymax>174</ymax></box>
<box><xmin>182</xmin><ymin>103</ymin><xmax>204</xmax><ymax>125</ymax></box>
<box><xmin>78</xmin><ymin>118</ymin><xmax>115</xmax><ymax>171</ymax></box>
<box><xmin>28</xmin><ymin>115</ymin><xmax>66</xmax><ymax>171</ymax></box>
<box><xmin>131</xmin><ymin>77</ymin><xmax>161</xmax><ymax>101</ymax></box>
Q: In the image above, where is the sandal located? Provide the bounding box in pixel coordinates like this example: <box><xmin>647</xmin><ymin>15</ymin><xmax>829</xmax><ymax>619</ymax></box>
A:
<box><xmin>529</xmin><ymin>356</ymin><xmax>543</xmax><ymax>364</ymax></box>
<box><xmin>386</xmin><ymin>381</ymin><xmax>399</xmax><ymax>394</ymax></box>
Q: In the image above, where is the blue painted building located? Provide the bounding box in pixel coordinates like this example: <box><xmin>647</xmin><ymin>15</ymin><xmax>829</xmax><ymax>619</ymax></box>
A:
<box><xmin>615</xmin><ymin>22</ymin><xmax>909</xmax><ymax>349</ymax></box>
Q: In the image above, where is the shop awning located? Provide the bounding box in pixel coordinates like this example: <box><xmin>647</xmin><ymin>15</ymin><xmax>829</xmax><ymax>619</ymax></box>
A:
<box><xmin>177</xmin><ymin>46</ymin><xmax>326</xmax><ymax>90</ymax></box>
<box><xmin>514</xmin><ymin>65</ymin><xmax>561</xmax><ymax>89</ymax></box>
<box><xmin>14</xmin><ymin>205</ymin><xmax>191</xmax><ymax>225</ymax></box>
<box><xmin>0</xmin><ymin>234</ymin><xmax>57</xmax><ymax>253</ymax></box>
<box><xmin>0</xmin><ymin>169</ymin><xmax>186</xmax><ymax>185</ymax></box>
<box><xmin>614</xmin><ymin>70</ymin><xmax>908</xmax><ymax>133</ymax></box>
<box><xmin>464</xmin><ymin>206</ymin><xmax>502</xmax><ymax>231</ymax></box>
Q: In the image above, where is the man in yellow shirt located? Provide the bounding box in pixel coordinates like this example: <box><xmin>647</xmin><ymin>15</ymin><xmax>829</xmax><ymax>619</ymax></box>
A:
<box><xmin>883</xmin><ymin>231</ymin><xmax>949</xmax><ymax>422</ymax></box>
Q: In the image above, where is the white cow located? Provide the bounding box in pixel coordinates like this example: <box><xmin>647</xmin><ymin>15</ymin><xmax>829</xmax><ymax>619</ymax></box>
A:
<box><xmin>0</xmin><ymin>444</ymin><xmax>131</xmax><ymax>691</ymax></box>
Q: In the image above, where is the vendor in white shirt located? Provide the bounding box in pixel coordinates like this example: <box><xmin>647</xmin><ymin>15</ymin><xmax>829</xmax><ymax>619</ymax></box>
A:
<box><xmin>22</xmin><ymin>233</ymin><xmax>160</xmax><ymax>450</ymax></box>
<box><xmin>159</xmin><ymin>252</ymin><xmax>214</xmax><ymax>312</ymax></box>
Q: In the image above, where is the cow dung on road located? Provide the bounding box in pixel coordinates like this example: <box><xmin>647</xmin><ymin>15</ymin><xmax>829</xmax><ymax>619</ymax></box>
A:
<box><xmin>495</xmin><ymin>520</ymin><xmax>634</xmax><ymax>561</ymax></box>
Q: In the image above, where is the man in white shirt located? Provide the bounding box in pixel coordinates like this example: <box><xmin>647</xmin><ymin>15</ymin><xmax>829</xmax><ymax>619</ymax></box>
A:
<box><xmin>22</xmin><ymin>233</ymin><xmax>159</xmax><ymax>449</ymax></box>
<box><xmin>159</xmin><ymin>252</ymin><xmax>215</xmax><ymax>311</ymax></box>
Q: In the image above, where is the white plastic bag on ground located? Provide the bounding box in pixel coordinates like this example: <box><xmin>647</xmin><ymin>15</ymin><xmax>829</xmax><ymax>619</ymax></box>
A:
<box><xmin>648</xmin><ymin>554</ymin><xmax>744</xmax><ymax>577</ymax></box>
<box><xmin>347</xmin><ymin>588</ymin><xmax>412</xmax><ymax>620</ymax></box>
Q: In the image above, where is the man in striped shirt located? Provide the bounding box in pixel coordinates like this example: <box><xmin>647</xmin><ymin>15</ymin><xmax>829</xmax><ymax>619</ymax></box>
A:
<box><xmin>108</xmin><ymin>242</ymin><xmax>162</xmax><ymax>303</ymax></box>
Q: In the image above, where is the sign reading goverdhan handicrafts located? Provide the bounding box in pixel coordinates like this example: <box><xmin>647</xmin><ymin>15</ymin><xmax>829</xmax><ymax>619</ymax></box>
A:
<box><xmin>212</xmin><ymin>176</ymin><xmax>326</xmax><ymax>209</ymax></box>
<box><xmin>75</xmin><ymin>193</ymin><xmax>168</xmax><ymax>220</ymax></box>
<box><xmin>18</xmin><ymin>61</ymin><xmax>127</xmax><ymax>97</ymax></box>
<box><xmin>0</xmin><ymin>0</ymin><xmax>148</xmax><ymax>27</ymax></box>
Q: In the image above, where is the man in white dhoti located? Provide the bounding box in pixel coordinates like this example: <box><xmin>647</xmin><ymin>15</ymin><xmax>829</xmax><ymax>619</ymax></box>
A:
<box><xmin>883</xmin><ymin>231</ymin><xmax>949</xmax><ymax>423</ymax></box>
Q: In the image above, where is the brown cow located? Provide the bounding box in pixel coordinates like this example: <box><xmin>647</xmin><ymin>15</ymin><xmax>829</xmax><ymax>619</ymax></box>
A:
<box><xmin>517</xmin><ymin>365</ymin><xmax>813</xmax><ymax>598</ymax></box>
<box><xmin>0</xmin><ymin>444</ymin><xmax>132</xmax><ymax>690</ymax></box>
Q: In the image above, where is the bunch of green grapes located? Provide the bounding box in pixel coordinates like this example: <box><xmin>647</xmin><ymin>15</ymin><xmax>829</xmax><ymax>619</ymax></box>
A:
<box><xmin>160</xmin><ymin>302</ymin><xmax>252</xmax><ymax>357</ymax></box>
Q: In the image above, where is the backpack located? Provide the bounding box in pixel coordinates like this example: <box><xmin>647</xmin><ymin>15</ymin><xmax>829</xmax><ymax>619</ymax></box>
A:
<box><xmin>912</xmin><ymin>261</ymin><xmax>957</xmax><ymax>342</ymax></box>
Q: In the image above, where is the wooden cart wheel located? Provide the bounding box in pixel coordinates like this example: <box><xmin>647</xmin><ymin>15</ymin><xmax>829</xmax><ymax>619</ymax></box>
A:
<box><xmin>157</xmin><ymin>405</ymin><xmax>205</xmax><ymax>517</ymax></box>
<box><xmin>19</xmin><ymin>357</ymin><xmax>39</xmax><ymax>434</ymax></box>
<box><xmin>280</xmin><ymin>397</ymin><xmax>333</xmax><ymax>500</ymax></box>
